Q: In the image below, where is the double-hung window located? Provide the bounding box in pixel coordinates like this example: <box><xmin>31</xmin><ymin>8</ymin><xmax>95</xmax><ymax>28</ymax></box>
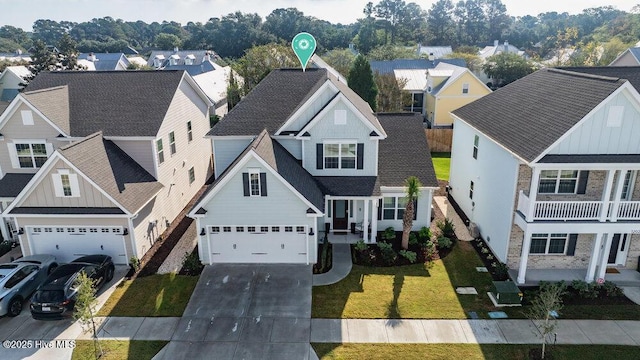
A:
<box><xmin>156</xmin><ymin>139</ymin><xmax>164</xmax><ymax>164</ymax></box>
<box><xmin>382</xmin><ymin>196</ymin><xmax>408</xmax><ymax>220</ymax></box>
<box><xmin>249</xmin><ymin>170</ymin><xmax>261</xmax><ymax>196</ymax></box>
<box><xmin>169</xmin><ymin>131</ymin><xmax>176</xmax><ymax>155</ymax></box>
<box><xmin>538</xmin><ymin>170</ymin><xmax>578</xmax><ymax>194</ymax></box>
<box><xmin>462</xmin><ymin>83</ymin><xmax>469</xmax><ymax>94</ymax></box>
<box><xmin>472</xmin><ymin>135</ymin><xmax>479</xmax><ymax>159</ymax></box>
<box><xmin>324</xmin><ymin>142</ymin><xmax>356</xmax><ymax>169</ymax></box>
<box><xmin>530</xmin><ymin>233</ymin><xmax>568</xmax><ymax>254</ymax></box>
<box><xmin>187</xmin><ymin>121</ymin><xmax>193</xmax><ymax>142</ymax></box>
<box><xmin>15</xmin><ymin>142</ymin><xmax>48</xmax><ymax>168</ymax></box>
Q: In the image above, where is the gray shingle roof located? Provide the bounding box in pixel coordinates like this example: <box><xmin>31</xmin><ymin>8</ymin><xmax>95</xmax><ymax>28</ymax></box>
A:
<box><xmin>78</xmin><ymin>53</ymin><xmax>130</xmax><ymax>71</ymax></box>
<box><xmin>209</xmin><ymin>69</ymin><xmax>327</xmax><ymax>136</ymax></box>
<box><xmin>194</xmin><ymin>130</ymin><xmax>325</xmax><ymax>213</ymax></box>
<box><xmin>23</xmin><ymin>86</ymin><xmax>70</xmax><ymax>134</ymax></box>
<box><xmin>559</xmin><ymin>66</ymin><xmax>640</xmax><ymax>93</ymax></box>
<box><xmin>209</xmin><ymin>68</ymin><xmax>385</xmax><ymax>137</ymax></box>
<box><xmin>0</xmin><ymin>173</ymin><xmax>34</xmax><ymax>197</ymax></box>
<box><xmin>24</xmin><ymin>71</ymin><xmax>185</xmax><ymax>137</ymax></box>
<box><xmin>377</xmin><ymin>113</ymin><xmax>438</xmax><ymax>188</ymax></box>
<box><xmin>148</xmin><ymin>50</ymin><xmax>213</xmax><ymax>67</ymax></box>
<box><xmin>315</xmin><ymin>176</ymin><xmax>379</xmax><ymax>196</ymax></box>
<box><xmin>58</xmin><ymin>132</ymin><xmax>163</xmax><ymax>213</ymax></box>
<box><xmin>452</xmin><ymin>68</ymin><xmax>626</xmax><ymax>163</ymax></box>
<box><xmin>369</xmin><ymin>59</ymin><xmax>467</xmax><ymax>75</ymax></box>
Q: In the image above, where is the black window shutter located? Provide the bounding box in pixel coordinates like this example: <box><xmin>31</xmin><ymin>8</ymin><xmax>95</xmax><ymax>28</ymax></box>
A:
<box><xmin>413</xmin><ymin>199</ymin><xmax>418</xmax><ymax>220</ymax></box>
<box><xmin>577</xmin><ymin>171</ymin><xmax>589</xmax><ymax>194</ymax></box>
<box><xmin>260</xmin><ymin>173</ymin><xmax>267</xmax><ymax>197</ymax></box>
<box><xmin>566</xmin><ymin>234</ymin><xmax>578</xmax><ymax>256</ymax></box>
<box><xmin>242</xmin><ymin>173</ymin><xmax>249</xmax><ymax>196</ymax></box>
<box><xmin>357</xmin><ymin>143</ymin><xmax>364</xmax><ymax>169</ymax></box>
<box><xmin>377</xmin><ymin>199</ymin><xmax>382</xmax><ymax>220</ymax></box>
<box><xmin>316</xmin><ymin>144</ymin><xmax>323</xmax><ymax>169</ymax></box>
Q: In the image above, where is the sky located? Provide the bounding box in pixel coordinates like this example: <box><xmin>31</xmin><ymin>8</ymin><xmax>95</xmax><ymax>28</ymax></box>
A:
<box><xmin>0</xmin><ymin>0</ymin><xmax>638</xmax><ymax>31</ymax></box>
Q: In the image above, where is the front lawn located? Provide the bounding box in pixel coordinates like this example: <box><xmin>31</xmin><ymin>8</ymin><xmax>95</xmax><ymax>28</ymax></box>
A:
<box><xmin>97</xmin><ymin>273</ymin><xmax>199</xmax><ymax>317</ymax></box>
<box><xmin>431</xmin><ymin>152</ymin><xmax>451</xmax><ymax>181</ymax></box>
<box><xmin>312</xmin><ymin>242</ymin><xmax>492</xmax><ymax>319</ymax></box>
<box><xmin>72</xmin><ymin>340</ymin><xmax>167</xmax><ymax>360</ymax></box>
<box><xmin>312</xmin><ymin>344</ymin><xmax>640</xmax><ymax>360</ymax></box>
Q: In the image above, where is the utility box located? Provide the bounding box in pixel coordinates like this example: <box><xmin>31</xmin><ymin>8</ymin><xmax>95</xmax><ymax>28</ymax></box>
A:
<box><xmin>489</xmin><ymin>281</ymin><xmax>523</xmax><ymax>306</ymax></box>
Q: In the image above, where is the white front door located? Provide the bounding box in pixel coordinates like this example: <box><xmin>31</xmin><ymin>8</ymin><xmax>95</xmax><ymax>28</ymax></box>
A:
<box><xmin>607</xmin><ymin>234</ymin><xmax>629</xmax><ymax>266</ymax></box>
<box><xmin>208</xmin><ymin>225</ymin><xmax>308</xmax><ymax>263</ymax></box>
<box><xmin>28</xmin><ymin>226</ymin><xmax>128</xmax><ymax>264</ymax></box>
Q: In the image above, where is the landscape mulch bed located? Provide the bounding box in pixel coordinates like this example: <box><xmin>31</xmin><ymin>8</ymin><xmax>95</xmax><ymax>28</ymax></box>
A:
<box><xmin>179</xmin><ymin>245</ymin><xmax>205</xmax><ymax>276</ymax></box>
<box><xmin>313</xmin><ymin>241</ymin><xmax>333</xmax><ymax>274</ymax></box>
<box><xmin>351</xmin><ymin>231</ymin><xmax>440</xmax><ymax>267</ymax></box>
<box><xmin>470</xmin><ymin>237</ymin><xmax>509</xmax><ymax>281</ymax></box>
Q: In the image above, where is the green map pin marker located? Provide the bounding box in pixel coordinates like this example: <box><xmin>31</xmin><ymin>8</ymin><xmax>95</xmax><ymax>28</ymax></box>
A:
<box><xmin>292</xmin><ymin>32</ymin><xmax>317</xmax><ymax>72</ymax></box>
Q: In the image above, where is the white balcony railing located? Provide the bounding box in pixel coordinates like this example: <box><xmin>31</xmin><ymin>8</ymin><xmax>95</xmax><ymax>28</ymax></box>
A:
<box><xmin>516</xmin><ymin>191</ymin><xmax>640</xmax><ymax>221</ymax></box>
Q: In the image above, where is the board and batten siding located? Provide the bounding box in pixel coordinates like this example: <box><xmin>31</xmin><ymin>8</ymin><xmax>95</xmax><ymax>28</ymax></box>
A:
<box><xmin>548</xmin><ymin>90</ymin><xmax>640</xmax><ymax>155</ymax></box>
<box><xmin>279</xmin><ymin>83</ymin><xmax>338</xmax><ymax>132</ymax></box>
<box><xmin>449</xmin><ymin>118</ymin><xmax>519</xmax><ymax>262</ymax></box>
<box><xmin>0</xmin><ymin>101</ymin><xmax>66</xmax><ymax>175</ymax></box>
<box><xmin>110</xmin><ymin>139</ymin><xmax>155</xmax><ymax>178</ymax></box>
<box><xmin>15</xmin><ymin>217</ymin><xmax>130</xmax><ymax>260</ymax></box>
<box><xmin>304</xmin><ymin>100</ymin><xmax>378</xmax><ymax>176</ymax></box>
<box><xmin>19</xmin><ymin>158</ymin><xmax>117</xmax><ymax>208</ymax></box>
<box><xmin>212</xmin><ymin>138</ymin><xmax>253</xmax><ymax>178</ymax></box>
<box><xmin>377</xmin><ymin>189</ymin><xmax>433</xmax><ymax>231</ymax></box>
<box><xmin>129</xmin><ymin>78</ymin><xmax>212</xmax><ymax>255</ymax></box>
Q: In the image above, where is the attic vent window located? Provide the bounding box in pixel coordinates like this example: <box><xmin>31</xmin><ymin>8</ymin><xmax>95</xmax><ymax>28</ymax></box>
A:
<box><xmin>21</xmin><ymin>110</ymin><xmax>34</xmax><ymax>125</ymax></box>
<box><xmin>606</xmin><ymin>105</ymin><xmax>624</xmax><ymax>128</ymax></box>
<box><xmin>334</xmin><ymin>110</ymin><xmax>347</xmax><ymax>125</ymax></box>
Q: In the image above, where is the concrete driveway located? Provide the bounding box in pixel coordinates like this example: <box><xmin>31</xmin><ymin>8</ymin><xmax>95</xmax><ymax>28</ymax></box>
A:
<box><xmin>154</xmin><ymin>264</ymin><xmax>313</xmax><ymax>360</ymax></box>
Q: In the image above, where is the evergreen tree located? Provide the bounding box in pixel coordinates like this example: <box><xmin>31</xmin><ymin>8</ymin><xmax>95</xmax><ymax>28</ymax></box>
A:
<box><xmin>347</xmin><ymin>55</ymin><xmax>378</xmax><ymax>111</ymax></box>
<box><xmin>57</xmin><ymin>33</ymin><xmax>81</xmax><ymax>70</ymax></box>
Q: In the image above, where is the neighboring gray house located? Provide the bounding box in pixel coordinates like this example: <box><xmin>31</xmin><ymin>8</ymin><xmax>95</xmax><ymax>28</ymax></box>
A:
<box><xmin>478</xmin><ymin>40</ymin><xmax>527</xmax><ymax>61</ymax></box>
<box><xmin>449</xmin><ymin>68</ymin><xmax>640</xmax><ymax>285</ymax></box>
<box><xmin>188</xmin><ymin>68</ymin><xmax>438</xmax><ymax>264</ymax></box>
<box><xmin>78</xmin><ymin>53</ymin><xmax>131</xmax><ymax>71</ymax></box>
<box><xmin>148</xmin><ymin>49</ymin><xmax>219</xmax><ymax>74</ymax></box>
<box><xmin>0</xmin><ymin>71</ymin><xmax>213</xmax><ymax>263</ymax></box>
<box><xmin>609</xmin><ymin>46</ymin><xmax>640</xmax><ymax>66</ymax></box>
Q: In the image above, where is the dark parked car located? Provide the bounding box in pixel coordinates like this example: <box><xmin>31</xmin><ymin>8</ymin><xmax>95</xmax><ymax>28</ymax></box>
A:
<box><xmin>30</xmin><ymin>255</ymin><xmax>114</xmax><ymax>320</ymax></box>
<box><xmin>0</xmin><ymin>255</ymin><xmax>58</xmax><ymax>317</ymax></box>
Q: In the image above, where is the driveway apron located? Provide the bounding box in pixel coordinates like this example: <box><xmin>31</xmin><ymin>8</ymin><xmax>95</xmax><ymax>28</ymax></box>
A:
<box><xmin>155</xmin><ymin>264</ymin><xmax>313</xmax><ymax>360</ymax></box>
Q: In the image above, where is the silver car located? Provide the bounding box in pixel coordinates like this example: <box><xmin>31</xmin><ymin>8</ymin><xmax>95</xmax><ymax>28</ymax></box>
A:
<box><xmin>0</xmin><ymin>255</ymin><xmax>58</xmax><ymax>317</ymax></box>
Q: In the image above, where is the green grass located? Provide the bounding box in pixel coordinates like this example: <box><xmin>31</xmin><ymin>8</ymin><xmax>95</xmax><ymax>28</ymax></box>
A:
<box><xmin>312</xmin><ymin>242</ymin><xmax>493</xmax><ymax>319</ymax></box>
<box><xmin>312</xmin><ymin>344</ymin><xmax>640</xmax><ymax>360</ymax></box>
<box><xmin>72</xmin><ymin>340</ymin><xmax>167</xmax><ymax>360</ymax></box>
<box><xmin>97</xmin><ymin>274</ymin><xmax>199</xmax><ymax>317</ymax></box>
<box><xmin>431</xmin><ymin>152</ymin><xmax>451</xmax><ymax>181</ymax></box>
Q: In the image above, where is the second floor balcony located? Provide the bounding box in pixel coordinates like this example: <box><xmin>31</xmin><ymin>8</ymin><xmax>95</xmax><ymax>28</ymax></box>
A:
<box><xmin>517</xmin><ymin>190</ymin><xmax>640</xmax><ymax>221</ymax></box>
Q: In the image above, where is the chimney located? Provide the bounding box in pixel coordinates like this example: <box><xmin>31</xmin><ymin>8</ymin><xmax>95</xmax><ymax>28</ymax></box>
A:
<box><xmin>87</xmin><ymin>52</ymin><xmax>96</xmax><ymax>62</ymax></box>
<box><xmin>494</xmin><ymin>40</ymin><xmax>499</xmax><ymax>47</ymax></box>
<box><xmin>428</xmin><ymin>53</ymin><xmax>435</xmax><ymax>61</ymax></box>
<box><xmin>504</xmin><ymin>41</ymin><xmax>509</xmax><ymax>52</ymax></box>
<box><xmin>173</xmin><ymin>47</ymin><xmax>179</xmax><ymax>53</ymax></box>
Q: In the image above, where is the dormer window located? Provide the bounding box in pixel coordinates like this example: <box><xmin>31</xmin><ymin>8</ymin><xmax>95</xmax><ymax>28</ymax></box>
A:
<box><xmin>153</xmin><ymin>55</ymin><xmax>165</xmax><ymax>68</ymax></box>
<box><xmin>185</xmin><ymin>54</ymin><xmax>196</xmax><ymax>65</ymax></box>
<box><xmin>169</xmin><ymin>54</ymin><xmax>180</xmax><ymax>66</ymax></box>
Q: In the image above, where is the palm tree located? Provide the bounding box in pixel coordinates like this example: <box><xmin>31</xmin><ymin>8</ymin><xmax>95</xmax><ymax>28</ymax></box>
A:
<box><xmin>401</xmin><ymin>176</ymin><xmax>422</xmax><ymax>250</ymax></box>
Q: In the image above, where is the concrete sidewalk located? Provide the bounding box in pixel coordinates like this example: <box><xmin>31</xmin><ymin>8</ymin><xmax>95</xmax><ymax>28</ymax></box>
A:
<box><xmin>313</xmin><ymin>243</ymin><xmax>352</xmax><ymax>286</ymax></box>
<box><xmin>310</xmin><ymin>319</ymin><xmax>640</xmax><ymax>345</ymax></box>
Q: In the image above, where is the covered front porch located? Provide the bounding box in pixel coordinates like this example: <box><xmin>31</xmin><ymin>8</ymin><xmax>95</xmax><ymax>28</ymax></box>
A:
<box><xmin>320</xmin><ymin>196</ymin><xmax>380</xmax><ymax>244</ymax></box>
<box><xmin>509</xmin><ymin>268</ymin><xmax>640</xmax><ymax>287</ymax></box>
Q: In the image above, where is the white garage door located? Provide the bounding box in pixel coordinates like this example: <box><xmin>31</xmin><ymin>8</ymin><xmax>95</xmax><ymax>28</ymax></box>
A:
<box><xmin>29</xmin><ymin>226</ymin><xmax>128</xmax><ymax>264</ymax></box>
<box><xmin>209</xmin><ymin>225</ymin><xmax>308</xmax><ymax>263</ymax></box>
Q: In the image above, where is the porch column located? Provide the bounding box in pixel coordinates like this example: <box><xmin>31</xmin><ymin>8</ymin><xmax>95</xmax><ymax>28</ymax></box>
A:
<box><xmin>596</xmin><ymin>233</ymin><xmax>614</xmax><ymax>281</ymax></box>
<box><xmin>611</xmin><ymin>169</ymin><xmax>629</xmax><ymax>222</ymax></box>
<box><xmin>600</xmin><ymin>170</ymin><xmax>616</xmax><ymax>222</ymax></box>
<box><xmin>585</xmin><ymin>232</ymin><xmax>604</xmax><ymax>282</ymax></box>
<box><xmin>517</xmin><ymin>228</ymin><xmax>532</xmax><ymax>284</ymax></box>
<box><xmin>363</xmin><ymin>199</ymin><xmax>370</xmax><ymax>243</ymax></box>
<box><xmin>370</xmin><ymin>199</ymin><xmax>378</xmax><ymax>243</ymax></box>
<box><xmin>526</xmin><ymin>167</ymin><xmax>541</xmax><ymax>222</ymax></box>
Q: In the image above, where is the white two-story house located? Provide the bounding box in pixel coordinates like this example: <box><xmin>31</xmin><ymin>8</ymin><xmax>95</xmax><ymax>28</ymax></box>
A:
<box><xmin>0</xmin><ymin>70</ymin><xmax>212</xmax><ymax>264</ymax></box>
<box><xmin>450</xmin><ymin>68</ymin><xmax>640</xmax><ymax>285</ymax></box>
<box><xmin>188</xmin><ymin>68</ymin><xmax>438</xmax><ymax>264</ymax></box>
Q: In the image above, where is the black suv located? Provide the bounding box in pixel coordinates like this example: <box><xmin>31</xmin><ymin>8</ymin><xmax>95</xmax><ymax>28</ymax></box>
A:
<box><xmin>30</xmin><ymin>255</ymin><xmax>115</xmax><ymax>320</ymax></box>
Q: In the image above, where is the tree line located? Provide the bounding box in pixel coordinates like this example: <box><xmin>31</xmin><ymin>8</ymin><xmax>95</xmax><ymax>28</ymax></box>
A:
<box><xmin>1</xmin><ymin>1</ymin><xmax>640</xmax><ymax>61</ymax></box>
